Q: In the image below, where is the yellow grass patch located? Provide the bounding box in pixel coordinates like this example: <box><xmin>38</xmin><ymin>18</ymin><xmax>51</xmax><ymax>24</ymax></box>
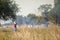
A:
<box><xmin>0</xmin><ymin>25</ymin><xmax>60</xmax><ymax>40</ymax></box>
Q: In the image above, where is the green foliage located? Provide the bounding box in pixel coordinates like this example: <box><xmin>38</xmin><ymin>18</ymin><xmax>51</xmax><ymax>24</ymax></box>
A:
<box><xmin>27</xmin><ymin>14</ymin><xmax>36</xmax><ymax>19</ymax></box>
<box><xmin>38</xmin><ymin>4</ymin><xmax>52</xmax><ymax>19</ymax></box>
<box><xmin>36</xmin><ymin>16</ymin><xmax>44</xmax><ymax>24</ymax></box>
<box><xmin>27</xmin><ymin>14</ymin><xmax>44</xmax><ymax>24</ymax></box>
<box><xmin>38</xmin><ymin>4</ymin><xmax>52</xmax><ymax>12</ymax></box>
<box><xmin>47</xmin><ymin>0</ymin><xmax>60</xmax><ymax>24</ymax></box>
<box><xmin>37</xmin><ymin>4</ymin><xmax>52</xmax><ymax>24</ymax></box>
<box><xmin>0</xmin><ymin>0</ymin><xmax>18</xmax><ymax>20</ymax></box>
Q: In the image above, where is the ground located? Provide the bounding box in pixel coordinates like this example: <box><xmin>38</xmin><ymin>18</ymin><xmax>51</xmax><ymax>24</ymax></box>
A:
<box><xmin>0</xmin><ymin>24</ymin><xmax>60</xmax><ymax>40</ymax></box>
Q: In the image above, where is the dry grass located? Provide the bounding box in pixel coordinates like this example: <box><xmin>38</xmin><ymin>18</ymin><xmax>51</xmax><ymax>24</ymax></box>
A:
<box><xmin>0</xmin><ymin>24</ymin><xmax>60</xmax><ymax>40</ymax></box>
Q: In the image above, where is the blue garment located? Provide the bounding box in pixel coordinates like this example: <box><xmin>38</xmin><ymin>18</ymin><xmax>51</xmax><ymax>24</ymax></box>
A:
<box><xmin>14</xmin><ymin>28</ymin><xmax>17</xmax><ymax>32</ymax></box>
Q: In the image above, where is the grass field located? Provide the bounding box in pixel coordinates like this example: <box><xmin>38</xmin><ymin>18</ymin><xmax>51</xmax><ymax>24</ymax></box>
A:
<box><xmin>0</xmin><ymin>24</ymin><xmax>60</xmax><ymax>40</ymax></box>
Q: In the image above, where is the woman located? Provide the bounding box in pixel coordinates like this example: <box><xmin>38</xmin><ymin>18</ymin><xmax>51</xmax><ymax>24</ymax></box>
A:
<box><xmin>13</xmin><ymin>21</ymin><xmax>17</xmax><ymax>32</ymax></box>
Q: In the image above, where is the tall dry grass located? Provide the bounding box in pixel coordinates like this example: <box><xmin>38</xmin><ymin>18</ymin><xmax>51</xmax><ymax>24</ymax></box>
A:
<box><xmin>0</xmin><ymin>24</ymin><xmax>60</xmax><ymax>40</ymax></box>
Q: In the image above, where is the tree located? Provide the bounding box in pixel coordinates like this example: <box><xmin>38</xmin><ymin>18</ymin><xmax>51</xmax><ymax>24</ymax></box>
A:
<box><xmin>27</xmin><ymin>14</ymin><xmax>36</xmax><ymax>19</ymax></box>
<box><xmin>48</xmin><ymin>0</ymin><xmax>60</xmax><ymax>25</ymax></box>
<box><xmin>0</xmin><ymin>0</ymin><xmax>18</xmax><ymax>20</ymax></box>
<box><xmin>38</xmin><ymin>4</ymin><xmax>52</xmax><ymax>17</ymax></box>
<box><xmin>38</xmin><ymin>4</ymin><xmax>52</xmax><ymax>27</ymax></box>
<box><xmin>27</xmin><ymin>14</ymin><xmax>44</xmax><ymax>24</ymax></box>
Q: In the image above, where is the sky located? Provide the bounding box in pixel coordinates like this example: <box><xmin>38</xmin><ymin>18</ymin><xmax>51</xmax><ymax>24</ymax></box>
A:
<box><xmin>14</xmin><ymin>0</ymin><xmax>54</xmax><ymax>16</ymax></box>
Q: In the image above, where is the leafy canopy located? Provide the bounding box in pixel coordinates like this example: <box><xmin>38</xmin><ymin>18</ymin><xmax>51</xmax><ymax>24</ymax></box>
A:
<box><xmin>0</xmin><ymin>0</ymin><xmax>18</xmax><ymax>20</ymax></box>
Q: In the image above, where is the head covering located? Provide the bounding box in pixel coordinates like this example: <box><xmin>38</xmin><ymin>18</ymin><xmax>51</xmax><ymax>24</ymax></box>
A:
<box><xmin>14</xmin><ymin>21</ymin><xmax>16</xmax><ymax>24</ymax></box>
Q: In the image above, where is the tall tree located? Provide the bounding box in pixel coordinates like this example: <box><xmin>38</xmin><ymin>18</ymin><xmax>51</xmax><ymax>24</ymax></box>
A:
<box><xmin>0</xmin><ymin>0</ymin><xmax>18</xmax><ymax>20</ymax></box>
<box><xmin>48</xmin><ymin>0</ymin><xmax>60</xmax><ymax>24</ymax></box>
<box><xmin>38</xmin><ymin>4</ymin><xmax>52</xmax><ymax>17</ymax></box>
<box><xmin>38</xmin><ymin>4</ymin><xmax>52</xmax><ymax>27</ymax></box>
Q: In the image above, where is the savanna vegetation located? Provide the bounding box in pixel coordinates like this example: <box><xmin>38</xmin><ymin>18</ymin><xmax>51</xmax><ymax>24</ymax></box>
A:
<box><xmin>0</xmin><ymin>24</ymin><xmax>60</xmax><ymax>40</ymax></box>
<box><xmin>0</xmin><ymin>0</ymin><xmax>60</xmax><ymax>40</ymax></box>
